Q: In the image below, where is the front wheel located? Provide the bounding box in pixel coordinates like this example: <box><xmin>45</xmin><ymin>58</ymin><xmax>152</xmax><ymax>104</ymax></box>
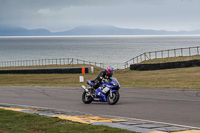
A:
<box><xmin>82</xmin><ymin>91</ymin><xmax>92</xmax><ymax>104</ymax></box>
<box><xmin>107</xmin><ymin>91</ymin><xmax>120</xmax><ymax>105</ymax></box>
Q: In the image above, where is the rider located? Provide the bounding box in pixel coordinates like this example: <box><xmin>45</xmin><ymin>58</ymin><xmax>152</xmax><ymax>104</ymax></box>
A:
<box><xmin>92</xmin><ymin>66</ymin><xmax>114</xmax><ymax>90</ymax></box>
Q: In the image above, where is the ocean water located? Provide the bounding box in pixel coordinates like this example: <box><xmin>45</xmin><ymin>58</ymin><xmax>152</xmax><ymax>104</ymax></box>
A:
<box><xmin>0</xmin><ymin>35</ymin><xmax>200</xmax><ymax>69</ymax></box>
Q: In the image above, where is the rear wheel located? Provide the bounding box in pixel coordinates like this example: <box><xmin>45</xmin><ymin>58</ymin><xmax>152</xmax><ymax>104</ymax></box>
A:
<box><xmin>82</xmin><ymin>91</ymin><xmax>92</xmax><ymax>104</ymax></box>
<box><xmin>107</xmin><ymin>91</ymin><xmax>120</xmax><ymax>105</ymax></box>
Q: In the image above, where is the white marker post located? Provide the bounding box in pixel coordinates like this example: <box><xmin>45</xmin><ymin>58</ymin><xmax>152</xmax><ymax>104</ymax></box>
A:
<box><xmin>79</xmin><ymin>67</ymin><xmax>85</xmax><ymax>82</ymax></box>
<box><xmin>79</xmin><ymin>76</ymin><xmax>84</xmax><ymax>82</ymax></box>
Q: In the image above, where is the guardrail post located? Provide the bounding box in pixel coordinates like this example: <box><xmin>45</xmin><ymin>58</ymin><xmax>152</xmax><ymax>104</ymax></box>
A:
<box><xmin>189</xmin><ymin>47</ymin><xmax>191</xmax><ymax>56</ymax></box>
<box><xmin>69</xmin><ymin>58</ymin><xmax>73</xmax><ymax>65</ymax></box>
<box><xmin>155</xmin><ymin>51</ymin><xmax>157</xmax><ymax>59</ymax></box>
<box><xmin>149</xmin><ymin>52</ymin><xmax>151</xmax><ymax>59</ymax></box>
<box><xmin>168</xmin><ymin>50</ymin><xmax>170</xmax><ymax>57</ymax></box>
<box><xmin>181</xmin><ymin>48</ymin><xmax>183</xmax><ymax>56</ymax></box>
<box><xmin>144</xmin><ymin>53</ymin><xmax>146</xmax><ymax>60</ymax></box>
<box><xmin>174</xmin><ymin>49</ymin><xmax>176</xmax><ymax>57</ymax></box>
<box><xmin>63</xmin><ymin>58</ymin><xmax>65</xmax><ymax>65</ymax></box>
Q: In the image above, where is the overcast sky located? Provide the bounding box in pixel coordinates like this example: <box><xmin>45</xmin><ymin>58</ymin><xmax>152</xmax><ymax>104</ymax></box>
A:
<box><xmin>0</xmin><ymin>0</ymin><xmax>200</xmax><ymax>32</ymax></box>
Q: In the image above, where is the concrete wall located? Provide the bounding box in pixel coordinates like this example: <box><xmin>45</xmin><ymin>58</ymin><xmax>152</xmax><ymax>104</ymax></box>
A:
<box><xmin>130</xmin><ymin>60</ymin><xmax>200</xmax><ymax>71</ymax></box>
<box><xmin>0</xmin><ymin>67</ymin><xmax>93</xmax><ymax>74</ymax></box>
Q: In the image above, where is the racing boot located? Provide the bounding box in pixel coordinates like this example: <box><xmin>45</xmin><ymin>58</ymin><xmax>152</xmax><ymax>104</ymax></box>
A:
<box><xmin>90</xmin><ymin>87</ymin><xmax>96</xmax><ymax>96</ymax></box>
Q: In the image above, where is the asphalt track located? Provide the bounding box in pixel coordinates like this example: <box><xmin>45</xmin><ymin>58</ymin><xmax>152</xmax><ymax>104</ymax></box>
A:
<box><xmin>0</xmin><ymin>86</ymin><xmax>199</xmax><ymax>128</ymax></box>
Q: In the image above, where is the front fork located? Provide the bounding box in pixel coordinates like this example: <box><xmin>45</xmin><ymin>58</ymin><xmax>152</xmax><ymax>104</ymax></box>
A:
<box><xmin>110</xmin><ymin>89</ymin><xmax>113</xmax><ymax>98</ymax></box>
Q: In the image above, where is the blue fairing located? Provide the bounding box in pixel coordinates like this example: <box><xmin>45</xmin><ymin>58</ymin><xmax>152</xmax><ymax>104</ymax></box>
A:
<box><xmin>94</xmin><ymin>88</ymin><xmax>107</xmax><ymax>102</ymax></box>
<box><xmin>88</xmin><ymin>77</ymin><xmax>120</xmax><ymax>102</ymax></box>
<box><xmin>102</xmin><ymin>77</ymin><xmax>120</xmax><ymax>90</ymax></box>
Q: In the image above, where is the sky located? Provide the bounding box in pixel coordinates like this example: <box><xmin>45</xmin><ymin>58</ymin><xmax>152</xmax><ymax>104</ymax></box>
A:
<box><xmin>0</xmin><ymin>0</ymin><xmax>200</xmax><ymax>32</ymax></box>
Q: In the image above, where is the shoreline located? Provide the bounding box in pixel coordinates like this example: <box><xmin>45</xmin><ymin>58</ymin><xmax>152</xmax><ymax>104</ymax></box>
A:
<box><xmin>1</xmin><ymin>34</ymin><xmax>200</xmax><ymax>38</ymax></box>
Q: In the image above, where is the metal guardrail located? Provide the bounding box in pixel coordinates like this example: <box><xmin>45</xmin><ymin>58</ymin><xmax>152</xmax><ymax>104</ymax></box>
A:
<box><xmin>1</xmin><ymin>46</ymin><xmax>200</xmax><ymax>69</ymax></box>
<box><xmin>0</xmin><ymin>58</ymin><xmax>105</xmax><ymax>68</ymax></box>
<box><xmin>124</xmin><ymin>46</ymin><xmax>200</xmax><ymax>68</ymax></box>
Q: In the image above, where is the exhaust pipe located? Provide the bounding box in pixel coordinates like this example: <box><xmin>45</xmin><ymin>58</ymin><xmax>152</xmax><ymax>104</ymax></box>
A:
<box><xmin>81</xmin><ymin>85</ymin><xmax>89</xmax><ymax>92</ymax></box>
<box><xmin>81</xmin><ymin>85</ymin><xmax>93</xmax><ymax>97</ymax></box>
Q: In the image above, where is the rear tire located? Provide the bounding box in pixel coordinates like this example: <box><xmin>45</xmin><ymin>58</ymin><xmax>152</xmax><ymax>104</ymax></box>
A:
<box><xmin>107</xmin><ymin>91</ymin><xmax>120</xmax><ymax>105</ymax></box>
<box><xmin>82</xmin><ymin>91</ymin><xmax>92</xmax><ymax>104</ymax></box>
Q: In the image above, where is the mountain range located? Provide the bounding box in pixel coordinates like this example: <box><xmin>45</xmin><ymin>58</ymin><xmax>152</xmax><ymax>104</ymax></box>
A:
<box><xmin>1</xmin><ymin>25</ymin><xmax>200</xmax><ymax>36</ymax></box>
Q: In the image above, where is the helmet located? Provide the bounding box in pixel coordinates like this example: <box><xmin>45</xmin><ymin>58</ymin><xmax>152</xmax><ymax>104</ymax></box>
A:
<box><xmin>106</xmin><ymin>66</ymin><xmax>114</xmax><ymax>77</ymax></box>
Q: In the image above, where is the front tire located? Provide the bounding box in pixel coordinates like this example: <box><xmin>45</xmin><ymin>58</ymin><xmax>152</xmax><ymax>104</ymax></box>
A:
<box><xmin>82</xmin><ymin>91</ymin><xmax>92</xmax><ymax>104</ymax></box>
<box><xmin>107</xmin><ymin>91</ymin><xmax>120</xmax><ymax>105</ymax></box>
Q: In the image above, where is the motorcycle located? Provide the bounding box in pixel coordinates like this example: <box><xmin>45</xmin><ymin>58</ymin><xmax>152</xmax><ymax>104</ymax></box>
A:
<box><xmin>81</xmin><ymin>77</ymin><xmax>120</xmax><ymax>105</ymax></box>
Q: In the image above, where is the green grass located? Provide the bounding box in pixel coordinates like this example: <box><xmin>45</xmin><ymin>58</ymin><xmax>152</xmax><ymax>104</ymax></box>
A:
<box><xmin>0</xmin><ymin>66</ymin><xmax>200</xmax><ymax>89</ymax></box>
<box><xmin>0</xmin><ymin>109</ymin><xmax>135</xmax><ymax>133</ymax></box>
<box><xmin>0</xmin><ymin>58</ymin><xmax>200</xmax><ymax>89</ymax></box>
<box><xmin>116</xmin><ymin>67</ymin><xmax>200</xmax><ymax>89</ymax></box>
<box><xmin>0</xmin><ymin>65</ymin><xmax>103</xmax><ymax>87</ymax></box>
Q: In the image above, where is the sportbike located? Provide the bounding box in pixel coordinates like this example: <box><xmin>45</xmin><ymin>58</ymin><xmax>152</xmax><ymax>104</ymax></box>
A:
<box><xmin>81</xmin><ymin>77</ymin><xmax>120</xmax><ymax>105</ymax></box>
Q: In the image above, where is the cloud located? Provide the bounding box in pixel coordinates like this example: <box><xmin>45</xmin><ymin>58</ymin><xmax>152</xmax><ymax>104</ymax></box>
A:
<box><xmin>1</xmin><ymin>0</ymin><xmax>200</xmax><ymax>32</ymax></box>
<box><xmin>38</xmin><ymin>8</ymin><xmax>51</xmax><ymax>15</ymax></box>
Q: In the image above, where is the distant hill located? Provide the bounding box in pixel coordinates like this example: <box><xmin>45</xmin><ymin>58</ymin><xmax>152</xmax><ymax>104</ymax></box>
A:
<box><xmin>0</xmin><ymin>25</ymin><xmax>51</xmax><ymax>36</ymax></box>
<box><xmin>53</xmin><ymin>25</ymin><xmax>170</xmax><ymax>35</ymax></box>
<box><xmin>58</xmin><ymin>25</ymin><xmax>200</xmax><ymax>35</ymax></box>
<box><xmin>52</xmin><ymin>25</ymin><xmax>200</xmax><ymax>35</ymax></box>
<box><xmin>1</xmin><ymin>25</ymin><xmax>200</xmax><ymax>36</ymax></box>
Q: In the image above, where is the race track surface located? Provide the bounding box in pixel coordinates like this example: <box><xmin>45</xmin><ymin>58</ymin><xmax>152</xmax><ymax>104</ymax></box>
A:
<box><xmin>0</xmin><ymin>86</ymin><xmax>199</xmax><ymax>127</ymax></box>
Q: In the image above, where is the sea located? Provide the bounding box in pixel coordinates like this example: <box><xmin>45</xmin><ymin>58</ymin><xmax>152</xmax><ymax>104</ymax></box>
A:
<box><xmin>0</xmin><ymin>35</ymin><xmax>200</xmax><ymax>69</ymax></box>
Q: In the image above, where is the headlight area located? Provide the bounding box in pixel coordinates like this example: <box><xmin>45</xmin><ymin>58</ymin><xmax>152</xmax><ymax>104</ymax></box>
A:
<box><xmin>112</xmin><ymin>82</ymin><xmax>117</xmax><ymax>86</ymax></box>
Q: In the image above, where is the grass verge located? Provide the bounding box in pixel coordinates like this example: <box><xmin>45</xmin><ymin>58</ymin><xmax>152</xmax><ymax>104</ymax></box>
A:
<box><xmin>116</xmin><ymin>67</ymin><xmax>200</xmax><ymax>89</ymax></box>
<box><xmin>0</xmin><ymin>61</ymin><xmax>200</xmax><ymax>89</ymax></box>
<box><xmin>0</xmin><ymin>109</ymin><xmax>135</xmax><ymax>133</ymax></box>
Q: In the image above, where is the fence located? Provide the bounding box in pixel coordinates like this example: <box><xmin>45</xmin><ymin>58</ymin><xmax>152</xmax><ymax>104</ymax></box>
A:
<box><xmin>0</xmin><ymin>58</ymin><xmax>105</xmax><ymax>68</ymax></box>
<box><xmin>124</xmin><ymin>46</ymin><xmax>200</xmax><ymax>68</ymax></box>
<box><xmin>2</xmin><ymin>46</ymin><xmax>200</xmax><ymax>69</ymax></box>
